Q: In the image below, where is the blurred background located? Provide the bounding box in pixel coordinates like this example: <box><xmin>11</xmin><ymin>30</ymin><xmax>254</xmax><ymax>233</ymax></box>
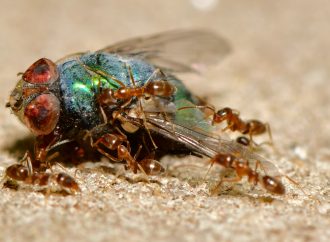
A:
<box><xmin>0</xmin><ymin>1</ymin><xmax>329</xmax><ymax>242</ymax></box>
<box><xmin>1</xmin><ymin>0</ymin><xmax>329</xmax><ymax>150</ymax></box>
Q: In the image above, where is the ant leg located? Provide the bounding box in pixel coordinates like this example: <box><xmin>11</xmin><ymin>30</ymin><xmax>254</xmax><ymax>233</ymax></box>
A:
<box><xmin>126</xmin><ymin>65</ymin><xmax>158</xmax><ymax>149</ymax></box>
<box><xmin>117</xmin><ymin>144</ymin><xmax>139</xmax><ymax>173</ymax></box>
<box><xmin>177</xmin><ymin>104</ymin><xmax>215</xmax><ymax>117</ymax></box>
<box><xmin>246</xmin><ymin>121</ymin><xmax>274</xmax><ymax>146</ymax></box>
<box><xmin>92</xmin><ymin>133</ymin><xmax>126</xmax><ymax>163</ymax></box>
<box><xmin>142</xmin><ymin>68</ymin><xmax>166</xmax><ymax>87</ymax></box>
<box><xmin>133</xmin><ymin>144</ymin><xmax>143</xmax><ymax>161</ymax></box>
<box><xmin>99</xmin><ymin>105</ymin><xmax>108</xmax><ymax>123</ymax></box>
<box><xmin>210</xmin><ymin>175</ymin><xmax>242</xmax><ymax>195</ymax></box>
<box><xmin>278</xmin><ymin>175</ymin><xmax>319</xmax><ymax>203</ymax></box>
<box><xmin>130</xmin><ymin>144</ymin><xmax>150</xmax><ymax>178</ymax></box>
<box><xmin>203</xmin><ymin>160</ymin><xmax>216</xmax><ymax>182</ymax></box>
<box><xmin>265</xmin><ymin>123</ymin><xmax>274</xmax><ymax>146</ymax></box>
<box><xmin>32</xmin><ymin>131</ymin><xmax>62</xmax><ymax>170</ymax></box>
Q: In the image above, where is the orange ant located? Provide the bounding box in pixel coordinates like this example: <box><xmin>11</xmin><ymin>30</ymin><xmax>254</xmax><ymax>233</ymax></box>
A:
<box><xmin>97</xmin><ymin>68</ymin><xmax>176</xmax><ymax>108</ymax></box>
<box><xmin>4</xmin><ymin>164</ymin><xmax>80</xmax><ymax>193</ymax></box>
<box><xmin>2</xmin><ymin>137</ymin><xmax>82</xmax><ymax>193</ymax></box>
<box><xmin>207</xmin><ymin>149</ymin><xmax>317</xmax><ymax>200</ymax></box>
<box><xmin>85</xmin><ymin>126</ymin><xmax>164</xmax><ymax>176</ymax></box>
<box><xmin>209</xmin><ymin>152</ymin><xmax>285</xmax><ymax>195</ymax></box>
<box><xmin>212</xmin><ymin>107</ymin><xmax>273</xmax><ymax>145</ymax></box>
<box><xmin>179</xmin><ymin>106</ymin><xmax>273</xmax><ymax>147</ymax></box>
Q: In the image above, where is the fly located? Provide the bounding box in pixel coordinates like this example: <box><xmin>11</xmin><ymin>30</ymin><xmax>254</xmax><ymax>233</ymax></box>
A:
<box><xmin>3</xmin><ymin>30</ymin><xmax>285</xmax><ymax>195</ymax></box>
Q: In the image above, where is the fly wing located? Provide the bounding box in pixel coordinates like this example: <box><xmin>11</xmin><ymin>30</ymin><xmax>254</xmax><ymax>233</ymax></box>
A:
<box><xmin>98</xmin><ymin>30</ymin><xmax>230</xmax><ymax>73</ymax></box>
<box><xmin>137</xmin><ymin>113</ymin><xmax>281</xmax><ymax>177</ymax></box>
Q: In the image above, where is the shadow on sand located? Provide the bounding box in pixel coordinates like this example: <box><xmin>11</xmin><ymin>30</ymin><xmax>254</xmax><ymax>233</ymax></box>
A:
<box><xmin>1</xmin><ymin>135</ymin><xmax>35</xmax><ymax>159</ymax></box>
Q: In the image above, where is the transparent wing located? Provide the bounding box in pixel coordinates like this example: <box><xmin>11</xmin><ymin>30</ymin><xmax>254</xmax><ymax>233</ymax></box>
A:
<box><xmin>124</xmin><ymin>110</ymin><xmax>281</xmax><ymax>177</ymax></box>
<box><xmin>144</xmin><ymin>113</ymin><xmax>281</xmax><ymax>176</ymax></box>
<box><xmin>98</xmin><ymin>30</ymin><xmax>231</xmax><ymax>73</ymax></box>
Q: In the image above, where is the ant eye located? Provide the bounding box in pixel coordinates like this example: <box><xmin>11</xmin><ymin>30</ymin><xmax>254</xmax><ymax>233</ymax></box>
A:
<box><xmin>24</xmin><ymin>93</ymin><xmax>60</xmax><ymax>136</ymax></box>
<box><xmin>23</xmin><ymin>58</ymin><xmax>59</xmax><ymax>84</ymax></box>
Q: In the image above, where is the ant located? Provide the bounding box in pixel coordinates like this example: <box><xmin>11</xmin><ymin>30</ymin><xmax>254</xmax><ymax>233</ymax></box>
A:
<box><xmin>3</xmin><ymin>146</ymin><xmax>81</xmax><ymax>194</ymax></box>
<box><xmin>212</xmin><ymin>107</ymin><xmax>273</xmax><ymax>145</ymax></box>
<box><xmin>97</xmin><ymin>67</ymin><xmax>176</xmax><ymax>108</ymax></box>
<box><xmin>209</xmin><ymin>152</ymin><xmax>285</xmax><ymax>195</ymax></box>
<box><xmin>86</xmin><ymin>126</ymin><xmax>164</xmax><ymax>175</ymax></box>
<box><xmin>207</xmin><ymin>143</ymin><xmax>317</xmax><ymax>201</ymax></box>
<box><xmin>179</xmin><ymin>106</ymin><xmax>273</xmax><ymax>147</ymax></box>
<box><xmin>4</xmin><ymin>164</ymin><xmax>80</xmax><ymax>193</ymax></box>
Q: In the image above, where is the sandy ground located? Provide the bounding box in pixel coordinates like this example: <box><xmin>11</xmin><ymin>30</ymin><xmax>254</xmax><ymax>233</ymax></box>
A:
<box><xmin>0</xmin><ymin>0</ymin><xmax>329</xmax><ymax>242</ymax></box>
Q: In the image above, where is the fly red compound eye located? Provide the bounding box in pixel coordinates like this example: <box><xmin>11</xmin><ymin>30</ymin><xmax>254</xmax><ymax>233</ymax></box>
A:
<box><xmin>24</xmin><ymin>93</ymin><xmax>60</xmax><ymax>136</ymax></box>
<box><xmin>22</xmin><ymin>58</ymin><xmax>59</xmax><ymax>84</ymax></box>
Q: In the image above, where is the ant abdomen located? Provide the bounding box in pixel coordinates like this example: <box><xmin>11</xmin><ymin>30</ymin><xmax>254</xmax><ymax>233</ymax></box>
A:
<box><xmin>262</xmin><ymin>175</ymin><xmax>285</xmax><ymax>194</ymax></box>
<box><xmin>244</xmin><ymin>120</ymin><xmax>267</xmax><ymax>136</ymax></box>
<box><xmin>145</xmin><ymin>80</ymin><xmax>175</xmax><ymax>97</ymax></box>
<box><xmin>139</xmin><ymin>159</ymin><xmax>165</xmax><ymax>175</ymax></box>
<box><xmin>56</xmin><ymin>173</ymin><xmax>80</xmax><ymax>192</ymax></box>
